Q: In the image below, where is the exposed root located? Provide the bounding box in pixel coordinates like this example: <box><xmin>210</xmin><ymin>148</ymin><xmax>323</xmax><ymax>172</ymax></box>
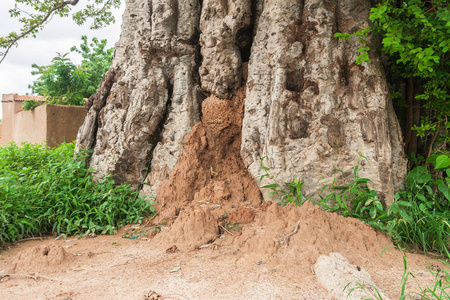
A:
<box><xmin>278</xmin><ymin>221</ymin><xmax>301</xmax><ymax>248</ymax></box>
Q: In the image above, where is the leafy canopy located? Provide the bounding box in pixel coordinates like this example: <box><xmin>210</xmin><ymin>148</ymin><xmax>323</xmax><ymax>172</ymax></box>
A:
<box><xmin>0</xmin><ymin>0</ymin><xmax>121</xmax><ymax>64</ymax></box>
<box><xmin>27</xmin><ymin>35</ymin><xmax>113</xmax><ymax>107</ymax></box>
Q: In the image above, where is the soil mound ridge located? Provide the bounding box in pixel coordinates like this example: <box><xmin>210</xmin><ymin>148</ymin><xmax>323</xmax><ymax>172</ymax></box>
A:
<box><xmin>152</xmin><ymin>206</ymin><xmax>219</xmax><ymax>250</ymax></box>
<box><xmin>227</xmin><ymin>202</ymin><xmax>397</xmax><ymax>275</ymax></box>
<box><xmin>9</xmin><ymin>243</ymin><xmax>74</xmax><ymax>274</ymax></box>
<box><xmin>148</xmin><ymin>80</ymin><xmax>406</xmax><ymax>298</ymax></box>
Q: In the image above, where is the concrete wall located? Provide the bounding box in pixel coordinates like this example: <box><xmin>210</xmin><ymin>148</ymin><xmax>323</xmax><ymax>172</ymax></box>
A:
<box><xmin>1</xmin><ymin>94</ymin><xmax>23</xmax><ymax>145</ymax></box>
<box><xmin>46</xmin><ymin>105</ymin><xmax>87</xmax><ymax>147</ymax></box>
<box><xmin>11</xmin><ymin>104</ymin><xmax>48</xmax><ymax>146</ymax></box>
<box><xmin>1</xmin><ymin>94</ymin><xmax>87</xmax><ymax>147</ymax></box>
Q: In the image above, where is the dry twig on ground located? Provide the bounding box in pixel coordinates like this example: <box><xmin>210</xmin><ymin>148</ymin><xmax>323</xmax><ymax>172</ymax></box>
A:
<box><xmin>278</xmin><ymin>221</ymin><xmax>301</xmax><ymax>248</ymax></box>
<box><xmin>0</xmin><ymin>273</ymin><xmax>64</xmax><ymax>282</ymax></box>
<box><xmin>12</xmin><ymin>237</ymin><xmax>49</xmax><ymax>245</ymax></box>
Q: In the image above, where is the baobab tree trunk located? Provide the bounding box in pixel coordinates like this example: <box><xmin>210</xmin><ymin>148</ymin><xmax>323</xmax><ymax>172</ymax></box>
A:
<box><xmin>76</xmin><ymin>0</ymin><xmax>407</xmax><ymax>206</ymax></box>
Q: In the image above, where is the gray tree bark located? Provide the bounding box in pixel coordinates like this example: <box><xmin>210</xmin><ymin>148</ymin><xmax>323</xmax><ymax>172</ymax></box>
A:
<box><xmin>76</xmin><ymin>0</ymin><xmax>407</xmax><ymax>205</ymax></box>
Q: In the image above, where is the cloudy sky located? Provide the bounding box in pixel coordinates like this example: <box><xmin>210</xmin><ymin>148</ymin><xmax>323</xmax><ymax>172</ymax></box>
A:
<box><xmin>0</xmin><ymin>0</ymin><xmax>125</xmax><ymax>118</ymax></box>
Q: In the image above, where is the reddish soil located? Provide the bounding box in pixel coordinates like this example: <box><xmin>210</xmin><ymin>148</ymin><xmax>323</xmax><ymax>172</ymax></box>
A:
<box><xmin>0</xmin><ymin>202</ymin><xmax>445</xmax><ymax>300</ymax></box>
<box><xmin>155</xmin><ymin>86</ymin><xmax>262</xmax><ymax>225</ymax></box>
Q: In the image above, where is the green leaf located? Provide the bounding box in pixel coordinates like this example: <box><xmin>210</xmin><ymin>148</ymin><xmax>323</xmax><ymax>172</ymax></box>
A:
<box><xmin>438</xmin><ymin>183</ymin><xmax>450</xmax><ymax>201</ymax></box>
<box><xmin>261</xmin><ymin>183</ymin><xmax>279</xmax><ymax>189</ymax></box>
<box><xmin>435</xmin><ymin>155</ymin><xmax>450</xmax><ymax>169</ymax></box>
<box><xmin>375</xmin><ymin>201</ymin><xmax>383</xmax><ymax>211</ymax></box>
<box><xmin>370</xmin><ymin>207</ymin><xmax>377</xmax><ymax>219</ymax></box>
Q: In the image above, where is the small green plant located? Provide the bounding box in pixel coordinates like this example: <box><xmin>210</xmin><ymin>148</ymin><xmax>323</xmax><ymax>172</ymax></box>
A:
<box><xmin>0</xmin><ymin>142</ymin><xmax>155</xmax><ymax>247</ymax></box>
<box><xmin>319</xmin><ymin>164</ymin><xmax>386</xmax><ymax>222</ymax></box>
<box><xmin>227</xmin><ymin>222</ymin><xmax>243</xmax><ymax>232</ymax></box>
<box><xmin>260</xmin><ymin>156</ymin><xmax>306</xmax><ymax>206</ymax></box>
<box><xmin>22</xmin><ymin>99</ymin><xmax>41</xmax><ymax>111</ymax></box>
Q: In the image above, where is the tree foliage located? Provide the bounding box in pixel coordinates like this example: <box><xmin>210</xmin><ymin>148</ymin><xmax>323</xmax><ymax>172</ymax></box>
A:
<box><xmin>28</xmin><ymin>36</ymin><xmax>113</xmax><ymax>107</ymax></box>
<box><xmin>0</xmin><ymin>0</ymin><xmax>121</xmax><ymax>64</ymax></box>
<box><xmin>70</xmin><ymin>35</ymin><xmax>114</xmax><ymax>96</ymax></box>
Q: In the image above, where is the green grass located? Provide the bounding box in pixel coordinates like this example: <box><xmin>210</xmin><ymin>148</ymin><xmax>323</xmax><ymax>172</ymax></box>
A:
<box><xmin>0</xmin><ymin>142</ymin><xmax>154</xmax><ymax>247</ymax></box>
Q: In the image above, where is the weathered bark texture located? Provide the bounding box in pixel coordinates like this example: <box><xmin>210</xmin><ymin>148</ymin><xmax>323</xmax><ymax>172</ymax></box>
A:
<box><xmin>240</xmin><ymin>0</ymin><xmax>407</xmax><ymax>203</ymax></box>
<box><xmin>76</xmin><ymin>0</ymin><xmax>407</xmax><ymax>204</ymax></box>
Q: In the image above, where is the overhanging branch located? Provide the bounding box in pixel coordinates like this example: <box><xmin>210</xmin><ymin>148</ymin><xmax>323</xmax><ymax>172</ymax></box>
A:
<box><xmin>0</xmin><ymin>0</ymin><xmax>78</xmax><ymax>65</ymax></box>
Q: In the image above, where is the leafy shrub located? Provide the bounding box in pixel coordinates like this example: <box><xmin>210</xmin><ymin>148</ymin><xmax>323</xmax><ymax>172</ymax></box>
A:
<box><xmin>0</xmin><ymin>142</ymin><xmax>154</xmax><ymax>247</ymax></box>
<box><xmin>22</xmin><ymin>99</ymin><xmax>41</xmax><ymax>111</ymax></box>
<box><xmin>382</xmin><ymin>154</ymin><xmax>450</xmax><ymax>257</ymax></box>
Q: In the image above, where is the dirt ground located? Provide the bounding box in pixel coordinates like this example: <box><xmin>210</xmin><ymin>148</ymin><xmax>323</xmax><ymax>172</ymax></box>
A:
<box><xmin>0</xmin><ymin>201</ymin><xmax>446</xmax><ymax>300</ymax></box>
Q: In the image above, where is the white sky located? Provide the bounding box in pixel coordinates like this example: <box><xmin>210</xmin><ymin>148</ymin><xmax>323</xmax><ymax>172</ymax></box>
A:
<box><xmin>0</xmin><ymin>0</ymin><xmax>125</xmax><ymax>118</ymax></box>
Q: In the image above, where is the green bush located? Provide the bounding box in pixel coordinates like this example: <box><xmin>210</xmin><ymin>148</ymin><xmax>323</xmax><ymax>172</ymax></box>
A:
<box><xmin>0</xmin><ymin>142</ymin><xmax>154</xmax><ymax>247</ymax></box>
<box><xmin>383</xmin><ymin>154</ymin><xmax>450</xmax><ymax>257</ymax></box>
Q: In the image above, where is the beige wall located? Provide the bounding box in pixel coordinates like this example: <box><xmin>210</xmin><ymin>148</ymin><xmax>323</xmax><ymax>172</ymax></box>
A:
<box><xmin>46</xmin><ymin>105</ymin><xmax>87</xmax><ymax>147</ymax></box>
<box><xmin>12</xmin><ymin>104</ymin><xmax>48</xmax><ymax>145</ymax></box>
<box><xmin>1</xmin><ymin>94</ymin><xmax>18</xmax><ymax>145</ymax></box>
<box><xmin>1</xmin><ymin>94</ymin><xmax>87</xmax><ymax>147</ymax></box>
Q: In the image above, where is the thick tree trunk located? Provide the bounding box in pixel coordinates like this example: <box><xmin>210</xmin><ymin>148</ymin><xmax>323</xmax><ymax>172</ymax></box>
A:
<box><xmin>76</xmin><ymin>0</ymin><xmax>407</xmax><ymax>205</ymax></box>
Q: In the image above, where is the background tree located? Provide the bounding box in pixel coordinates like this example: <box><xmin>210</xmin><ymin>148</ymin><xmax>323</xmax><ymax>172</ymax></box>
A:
<box><xmin>27</xmin><ymin>36</ymin><xmax>113</xmax><ymax>107</ymax></box>
<box><xmin>70</xmin><ymin>35</ymin><xmax>114</xmax><ymax>97</ymax></box>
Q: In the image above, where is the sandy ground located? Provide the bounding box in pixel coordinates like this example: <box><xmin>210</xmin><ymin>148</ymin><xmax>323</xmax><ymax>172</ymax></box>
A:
<box><xmin>0</xmin><ymin>202</ymin><xmax>446</xmax><ymax>300</ymax></box>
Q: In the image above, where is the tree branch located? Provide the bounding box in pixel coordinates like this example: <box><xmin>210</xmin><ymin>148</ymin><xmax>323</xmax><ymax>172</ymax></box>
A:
<box><xmin>0</xmin><ymin>1</ymin><xmax>76</xmax><ymax>65</ymax></box>
<box><xmin>98</xmin><ymin>0</ymin><xmax>114</xmax><ymax>15</ymax></box>
<box><xmin>64</xmin><ymin>0</ymin><xmax>80</xmax><ymax>5</ymax></box>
